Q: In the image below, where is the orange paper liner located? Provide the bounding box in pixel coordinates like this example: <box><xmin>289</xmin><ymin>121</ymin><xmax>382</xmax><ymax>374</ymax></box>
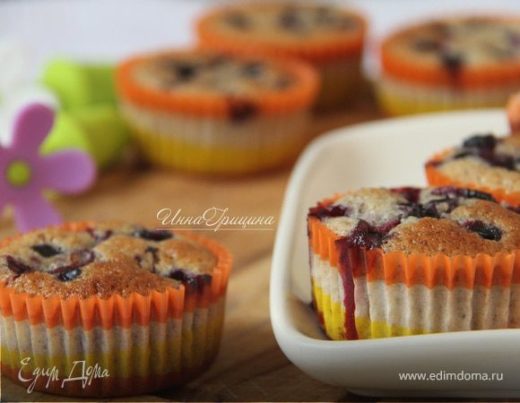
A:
<box><xmin>0</xmin><ymin>222</ymin><xmax>231</xmax><ymax>329</ymax></box>
<box><xmin>196</xmin><ymin>3</ymin><xmax>366</xmax><ymax>63</ymax></box>
<box><xmin>0</xmin><ymin>222</ymin><xmax>232</xmax><ymax>396</ymax></box>
<box><xmin>507</xmin><ymin>92</ymin><xmax>520</xmax><ymax>133</ymax></box>
<box><xmin>308</xmin><ymin>196</ymin><xmax>520</xmax><ymax>339</ymax></box>
<box><xmin>116</xmin><ymin>49</ymin><xmax>318</xmax><ymax>118</ymax></box>
<box><xmin>425</xmin><ymin>150</ymin><xmax>520</xmax><ymax>207</ymax></box>
<box><xmin>381</xmin><ymin>15</ymin><xmax>520</xmax><ymax>89</ymax></box>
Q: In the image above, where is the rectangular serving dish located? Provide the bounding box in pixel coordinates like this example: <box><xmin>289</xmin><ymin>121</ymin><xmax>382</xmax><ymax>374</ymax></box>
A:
<box><xmin>270</xmin><ymin>109</ymin><xmax>520</xmax><ymax>398</ymax></box>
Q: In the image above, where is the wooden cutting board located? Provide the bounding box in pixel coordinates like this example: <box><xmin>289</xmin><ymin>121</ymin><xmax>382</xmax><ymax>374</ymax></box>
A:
<box><xmin>0</xmin><ymin>100</ymin><xmax>382</xmax><ymax>402</ymax></box>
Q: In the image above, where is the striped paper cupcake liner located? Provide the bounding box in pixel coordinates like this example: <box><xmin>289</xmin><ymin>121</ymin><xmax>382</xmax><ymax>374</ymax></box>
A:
<box><xmin>0</xmin><ymin>223</ymin><xmax>232</xmax><ymax>397</ymax></box>
<box><xmin>376</xmin><ymin>76</ymin><xmax>520</xmax><ymax>116</ymax></box>
<box><xmin>308</xmin><ymin>204</ymin><xmax>520</xmax><ymax>340</ymax></box>
<box><xmin>120</xmin><ymin>101</ymin><xmax>310</xmax><ymax>175</ymax></box>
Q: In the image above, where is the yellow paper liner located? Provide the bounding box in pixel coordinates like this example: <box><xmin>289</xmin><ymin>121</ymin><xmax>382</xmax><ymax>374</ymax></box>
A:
<box><xmin>196</xmin><ymin>3</ymin><xmax>366</xmax><ymax>63</ymax></box>
<box><xmin>381</xmin><ymin>15</ymin><xmax>520</xmax><ymax>89</ymax></box>
<box><xmin>308</xmin><ymin>197</ymin><xmax>520</xmax><ymax>340</ymax></box>
<box><xmin>376</xmin><ymin>77</ymin><xmax>520</xmax><ymax>116</ymax></box>
<box><xmin>425</xmin><ymin>150</ymin><xmax>520</xmax><ymax>207</ymax></box>
<box><xmin>116</xmin><ymin>49</ymin><xmax>318</xmax><ymax>118</ymax></box>
<box><xmin>123</xmin><ymin>106</ymin><xmax>308</xmax><ymax>175</ymax></box>
<box><xmin>0</xmin><ymin>222</ymin><xmax>232</xmax><ymax>397</ymax></box>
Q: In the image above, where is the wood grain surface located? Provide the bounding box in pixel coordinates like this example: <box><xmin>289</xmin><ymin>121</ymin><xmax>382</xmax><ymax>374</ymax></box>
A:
<box><xmin>0</xmin><ymin>101</ymin><xmax>383</xmax><ymax>402</ymax></box>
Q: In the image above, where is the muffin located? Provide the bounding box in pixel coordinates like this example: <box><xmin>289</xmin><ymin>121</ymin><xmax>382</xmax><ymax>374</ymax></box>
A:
<box><xmin>196</xmin><ymin>2</ymin><xmax>367</xmax><ymax>111</ymax></box>
<box><xmin>507</xmin><ymin>92</ymin><xmax>520</xmax><ymax>133</ymax></box>
<box><xmin>426</xmin><ymin>133</ymin><xmax>520</xmax><ymax>206</ymax></box>
<box><xmin>378</xmin><ymin>16</ymin><xmax>520</xmax><ymax>116</ymax></box>
<box><xmin>308</xmin><ymin>186</ymin><xmax>520</xmax><ymax>340</ymax></box>
<box><xmin>116</xmin><ymin>49</ymin><xmax>318</xmax><ymax>175</ymax></box>
<box><xmin>0</xmin><ymin>222</ymin><xmax>231</xmax><ymax>397</ymax></box>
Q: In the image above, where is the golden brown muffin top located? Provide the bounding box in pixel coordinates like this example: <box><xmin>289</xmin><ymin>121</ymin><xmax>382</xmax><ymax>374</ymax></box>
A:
<box><xmin>384</xmin><ymin>16</ymin><xmax>520</xmax><ymax>72</ymax></box>
<box><xmin>200</xmin><ymin>2</ymin><xmax>364</xmax><ymax>45</ymax></box>
<box><xmin>133</xmin><ymin>51</ymin><xmax>297</xmax><ymax>96</ymax></box>
<box><xmin>309</xmin><ymin>187</ymin><xmax>520</xmax><ymax>257</ymax></box>
<box><xmin>0</xmin><ymin>223</ymin><xmax>216</xmax><ymax>299</ymax></box>
<box><xmin>429</xmin><ymin>133</ymin><xmax>520</xmax><ymax>193</ymax></box>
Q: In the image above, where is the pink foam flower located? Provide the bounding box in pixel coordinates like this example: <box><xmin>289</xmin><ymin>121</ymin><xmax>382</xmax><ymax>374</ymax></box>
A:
<box><xmin>0</xmin><ymin>103</ymin><xmax>96</xmax><ymax>232</ymax></box>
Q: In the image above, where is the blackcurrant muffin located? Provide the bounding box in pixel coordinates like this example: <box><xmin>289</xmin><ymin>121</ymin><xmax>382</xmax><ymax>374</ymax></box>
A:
<box><xmin>308</xmin><ymin>187</ymin><xmax>520</xmax><ymax>340</ymax></box>
<box><xmin>0</xmin><ymin>222</ymin><xmax>231</xmax><ymax>397</ymax></box>
<box><xmin>378</xmin><ymin>15</ymin><xmax>520</xmax><ymax>115</ymax></box>
<box><xmin>197</xmin><ymin>2</ymin><xmax>367</xmax><ymax>110</ymax></box>
<box><xmin>426</xmin><ymin>133</ymin><xmax>520</xmax><ymax>206</ymax></box>
<box><xmin>116</xmin><ymin>49</ymin><xmax>318</xmax><ymax>175</ymax></box>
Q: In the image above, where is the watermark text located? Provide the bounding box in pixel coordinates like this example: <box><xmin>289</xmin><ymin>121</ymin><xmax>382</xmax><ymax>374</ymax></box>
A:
<box><xmin>399</xmin><ymin>370</ymin><xmax>503</xmax><ymax>383</ymax></box>
<box><xmin>18</xmin><ymin>357</ymin><xmax>110</xmax><ymax>393</ymax></box>
<box><xmin>156</xmin><ymin>207</ymin><xmax>275</xmax><ymax>232</ymax></box>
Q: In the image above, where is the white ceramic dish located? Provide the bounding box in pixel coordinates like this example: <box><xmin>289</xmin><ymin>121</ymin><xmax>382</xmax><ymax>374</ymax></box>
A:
<box><xmin>270</xmin><ymin>109</ymin><xmax>520</xmax><ymax>398</ymax></box>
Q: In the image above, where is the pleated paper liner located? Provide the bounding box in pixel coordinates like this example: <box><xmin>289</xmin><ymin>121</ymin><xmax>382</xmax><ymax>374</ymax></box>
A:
<box><xmin>376</xmin><ymin>78</ymin><xmax>519</xmax><ymax>116</ymax></box>
<box><xmin>116</xmin><ymin>49</ymin><xmax>319</xmax><ymax>118</ymax></box>
<box><xmin>124</xmin><ymin>112</ymin><xmax>308</xmax><ymax>175</ymax></box>
<box><xmin>308</xmin><ymin>201</ymin><xmax>520</xmax><ymax>341</ymax></box>
<box><xmin>425</xmin><ymin>150</ymin><xmax>520</xmax><ymax>207</ymax></box>
<box><xmin>0</xmin><ymin>222</ymin><xmax>232</xmax><ymax>397</ymax></box>
<box><xmin>196</xmin><ymin>3</ymin><xmax>366</xmax><ymax>63</ymax></box>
